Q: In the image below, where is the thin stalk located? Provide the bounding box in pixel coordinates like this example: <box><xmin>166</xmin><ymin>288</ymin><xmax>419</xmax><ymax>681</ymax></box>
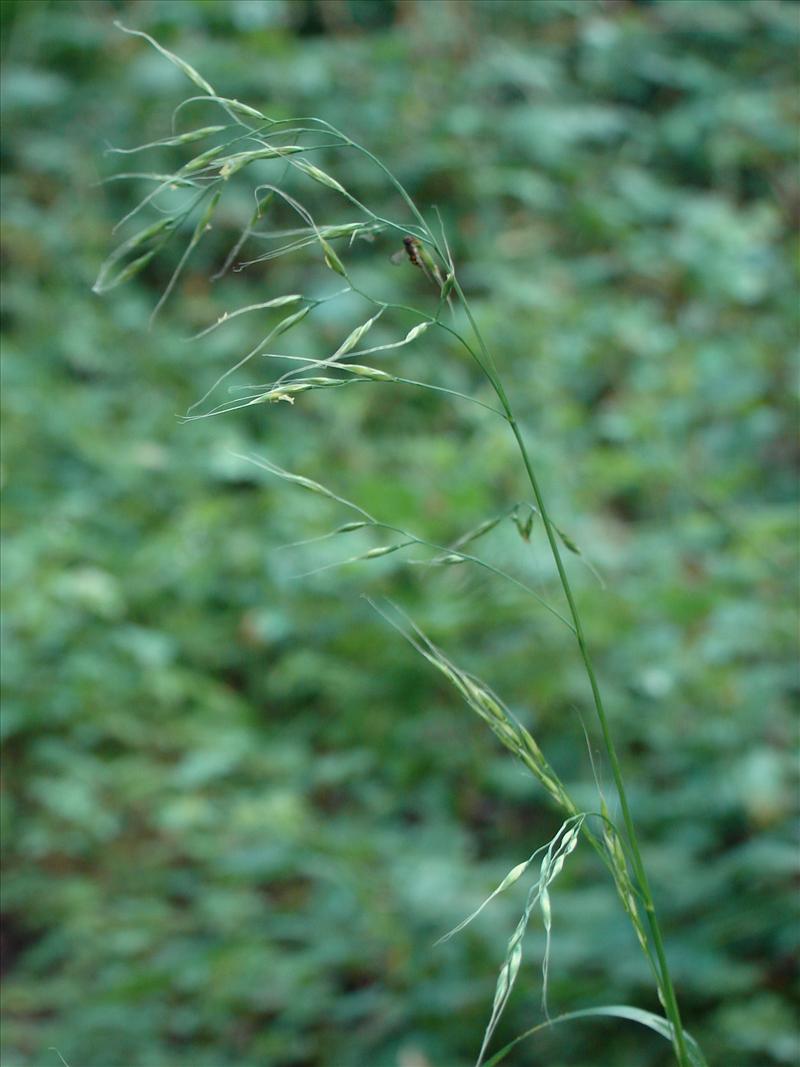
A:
<box><xmin>452</xmin><ymin>277</ymin><xmax>692</xmax><ymax>1067</ymax></box>
<box><xmin>100</xmin><ymin>41</ymin><xmax>692</xmax><ymax>1050</ymax></box>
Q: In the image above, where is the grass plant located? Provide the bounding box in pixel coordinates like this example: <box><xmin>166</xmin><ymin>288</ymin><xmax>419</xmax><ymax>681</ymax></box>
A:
<box><xmin>96</xmin><ymin>23</ymin><xmax>707</xmax><ymax>1067</ymax></box>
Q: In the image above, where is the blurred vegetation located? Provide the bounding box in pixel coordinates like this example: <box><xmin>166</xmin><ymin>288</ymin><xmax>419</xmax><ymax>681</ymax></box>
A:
<box><xmin>1</xmin><ymin>1</ymin><xmax>798</xmax><ymax>1065</ymax></box>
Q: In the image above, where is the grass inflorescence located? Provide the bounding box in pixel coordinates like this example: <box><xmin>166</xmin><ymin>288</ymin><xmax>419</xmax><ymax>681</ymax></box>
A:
<box><xmin>96</xmin><ymin>22</ymin><xmax>705</xmax><ymax>1067</ymax></box>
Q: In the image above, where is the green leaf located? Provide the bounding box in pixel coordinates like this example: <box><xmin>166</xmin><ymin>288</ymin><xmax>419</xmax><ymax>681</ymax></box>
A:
<box><xmin>483</xmin><ymin>1005</ymin><xmax>708</xmax><ymax>1067</ymax></box>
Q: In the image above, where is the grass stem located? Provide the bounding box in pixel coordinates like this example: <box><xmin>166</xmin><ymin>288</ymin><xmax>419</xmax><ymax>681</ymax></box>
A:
<box><xmin>451</xmin><ymin>275</ymin><xmax>692</xmax><ymax>1067</ymax></box>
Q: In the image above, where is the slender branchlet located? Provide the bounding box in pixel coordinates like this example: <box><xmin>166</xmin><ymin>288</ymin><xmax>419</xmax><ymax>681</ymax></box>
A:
<box><xmin>96</xmin><ymin>25</ymin><xmax>702</xmax><ymax>1067</ymax></box>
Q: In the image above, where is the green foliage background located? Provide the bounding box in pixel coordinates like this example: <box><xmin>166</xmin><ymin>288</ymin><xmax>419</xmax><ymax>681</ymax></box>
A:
<box><xmin>1</xmin><ymin>1</ymin><xmax>798</xmax><ymax>1065</ymax></box>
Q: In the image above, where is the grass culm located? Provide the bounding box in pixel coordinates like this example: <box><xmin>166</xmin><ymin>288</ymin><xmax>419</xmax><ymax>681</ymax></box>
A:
<box><xmin>96</xmin><ymin>23</ymin><xmax>706</xmax><ymax>1067</ymax></box>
